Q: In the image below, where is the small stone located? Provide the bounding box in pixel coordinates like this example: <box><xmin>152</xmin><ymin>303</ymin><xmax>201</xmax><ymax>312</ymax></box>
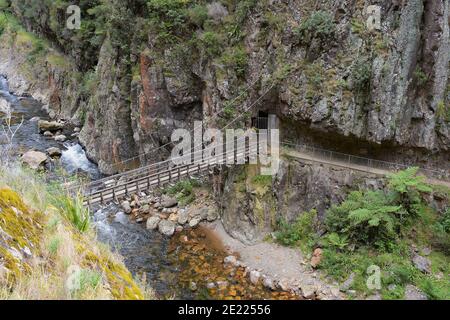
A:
<box><xmin>262</xmin><ymin>277</ymin><xmax>275</xmax><ymax>290</ymax></box>
<box><xmin>140</xmin><ymin>205</ymin><xmax>150</xmax><ymax>214</ymax></box>
<box><xmin>74</xmin><ymin>127</ymin><xmax>81</xmax><ymax>133</ymax></box>
<box><xmin>121</xmin><ymin>201</ymin><xmax>132</xmax><ymax>214</ymax></box>
<box><xmin>189</xmin><ymin>216</ymin><xmax>201</xmax><ymax>228</ymax></box>
<box><xmin>178</xmin><ymin>209</ymin><xmax>189</xmax><ymax>225</ymax></box>
<box><xmin>161</xmin><ymin>195</ymin><xmax>178</xmax><ymax>208</ymax></box>
<box><xmin>301</xmin><ymin>285</ymin><xmax>316</xmax><ymax>299</ymax></box>
<box><xmin>175</xmin><ymin>226</ymin><xmax>183</xmax><ymax>233</ymax></box>
<box><xmin>366</xmin><ymin>293</ymin><xmax>382</xmax><ymax>300</ymax></box>
<box><xmin>54</xmin><ymin>135</ymin><xmax>67</xmax><ymax>142</ymax></box>
<box><xmin>168</xmin><ymin>213</ymin><xmax>178</xmax><ymax>222</ymax></box>
<box><xmin>43</xmin><ymin>131</ymin><xmax>53</xmax><ymax>137</ymax></box>
<box><xmin>38</xmin><ymin>120</ymin><xmax>64</xmax><ymax>133</ymax></box>
<box><xmin>249</xmin><ymin>270</ymin><xmax>261</xmax><ymax>285</ymax></box>
<box><xmin>207</xmin><ymin>208</ymin><xmax>218</xmax><ymax>222</ymax></box>
<box><xmin>412</xmin><ymin>254</ymin><xmax>431</xmax><ymax>274</ymax></box>
<box><xmin>277</xmin><ymin>279</ymin><xmax>290</xmax><ymax>291</ymax></box>
<box><xmin>310</xmin><ymin>248</ymin><xmax>323</xmax><ymax>268</ymax></box>
<box><xmin>207</xmin><ymin>282</ymin><xmax>216</xmax><ymax>289</ymax></box>
<box><xmin>136</xmin><ymin>218</ymin><xmax>144</xmax><ymax>224</ymax></box>
<box><xmin>388</xmin><ymin>284</ymin><xmax>397</xmax><ymax>291</ymax></box>
<box><xmin>189</xmin><ymin>282</ymin><xmax>197</xmax><ymax>291</ymax></box>
<box><xmin>46</xmin><ymin>147</ymin><xmax>62</xmax><ymax>158</ymax></box>
<box><xmin>29</xmin><ymin>116</ymin><xmax>40</xmax><ymax>122</ymax></box>
<box><xmin>158</xmin><ymin>219</ymin><xmax>176</xmax><ymax>237</ymax></box>
<box><xmin>404</xmin><ymin>285</ymin><xmax>428</xmax><ymax>300</ymax></box>
<box><xmin>146</xmin><ymin>216</ymin><xmax>161</xmax><ymax>230</ymax></box>
<box><xmin>224</xmin><ymin>255</ymin><xmax>238</xmax><ymax>266</ymax></box>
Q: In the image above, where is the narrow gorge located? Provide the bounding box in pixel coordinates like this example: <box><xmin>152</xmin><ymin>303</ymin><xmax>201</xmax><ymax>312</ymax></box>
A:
<box><xmin>0</xmin><ymin>0</ymin><xmax>449</xmax><ymax>301</ymax></box>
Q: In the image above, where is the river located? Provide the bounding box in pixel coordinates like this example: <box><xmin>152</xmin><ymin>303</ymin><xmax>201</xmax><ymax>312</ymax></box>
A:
<box><xmin>0</xmin><ymin>75</ymin><xmax>297</xmax><ymax>300</ymax></box>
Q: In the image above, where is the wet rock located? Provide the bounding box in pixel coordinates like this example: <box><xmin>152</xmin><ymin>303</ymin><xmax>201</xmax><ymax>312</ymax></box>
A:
<box><xmin>38</xmin><ymin>120</ymin><xmax>64</xmax><ymax>133</ymax></box>
<box><xmin>46</xmin><ymin>147</ymin><xmax>62</xmax><ymax>158</ymax></box>
<box><xmin>310</xmin><ymin>248</ymin><xmax>323</xmax><ymax>268</ymax></box>
<box><xmin>161</xmin><ymin>195</ymin><xmax>178</xmax><ymax>208</ymax></box>
<box><xmin>224</xmin><ymin>255</ymin><xmax>238</xmax><ymax>266</ymax></box>
<box><xmin>146</xmin><ymin>216</ymin><xmax>161</xmax><ymax>230</ymax></box>
<box><xmin>178</xmin><ymin>209</ymin><xmax>189</xmax><ymax>225</ymax></box>
<box><xmin>54</xmin><ymin>135</ymin><xmax>67</xmax><ymax>142</ymax></box>
<box><xmin>158</xmin><ymin>219</ymin><xmax>175</xmax><ymax>236</ymax></box>
<box><xmin>301</xmin><ymin>285</ymin><xmax>316</xmax><ymax>299</ymax></box>
<box><xmin>249</xmin><ymin>270</ymin><xmax>261</xmax><ymax>285</ymax></box>
<box><xmin>168</xmin><ymin>213</ymin><xmax>178</xmax><ymax>222</ymax></box>
<box><xmin>262</xmin><ymin>277</ymin><xmax>276</xmax><ymax>290</ymax></box>
<box><xmin>21</xmin><ymin>150</ymin><xmax>47</xmax><ymax>170</ymax></box>
<box><xmin>340</xmin><ymin>273</ymin><xmax>355</xmax><ymax>292</ymax></box>
<box><xmin>404</xmin><ymin>285</ymin><xmax>428</xmax><ymax>300</ymax></box>
<box><xmin>43</xmin><ymin>131</ymin><xmax>53</xmax><ymax>137</ymax></box>
<box><xmin>412</xmin><ymin>254</ymin><xmax>431</xmax><ymax>273</ymax></box>
<box><xmin>29</xmin><ymin>116</ymin><xmax>40</xmax><ymax>122</ymax></box>
<box><xmin>277</xmin><ymin>279</ymin><xmax>291</xmax><ymax>291</ymax></box>
<box><xmin>136</xmin><ymin>217</ymin><xmax>144</xmax><ymax>224</ymax></box>
<box><xmin>207</xmin><ymin>208</ymin><xmax>219</xmax><ymax>222</ymax></box>
<box><xmin>121</xmin><ymin>201</ymin><xmax>132</xmax><ymax>214</ymax></box>
<box><xmin>189</xmin><ymin>216</ymin><xmax>201</xmax><ymax>228</ymax></box>
<box><xmin>74</xmin><ymin>127</ymin><xmax>81</xmax><ymax>133</ymax></box>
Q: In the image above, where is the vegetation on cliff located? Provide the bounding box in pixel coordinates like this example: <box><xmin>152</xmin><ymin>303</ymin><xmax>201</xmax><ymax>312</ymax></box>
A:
<box><xmin>274</xmin><ymin>168</ymin><xmax>449</xmax><ymax>300</ymax></box>
<box><xmin>0</xmin><ymin>165</ymin><xmax>149</xmax><ymax>299</ymax></box>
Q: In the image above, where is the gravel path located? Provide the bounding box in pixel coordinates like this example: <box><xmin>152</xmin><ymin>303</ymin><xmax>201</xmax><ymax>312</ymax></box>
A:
<box><xmin>204</xmin><ymin>220</ymin><xmax>344</xmax><ymax>300</ymax></box>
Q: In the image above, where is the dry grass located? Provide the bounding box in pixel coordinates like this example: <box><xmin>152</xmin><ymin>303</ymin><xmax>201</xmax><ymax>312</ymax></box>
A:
<box><xmin>0</xmin><ymin>164</ymin><xmax>154</xmax><ymax>300</ymax></box>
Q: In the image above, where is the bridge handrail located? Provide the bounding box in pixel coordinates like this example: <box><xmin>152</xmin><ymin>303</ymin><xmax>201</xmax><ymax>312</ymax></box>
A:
<box><xmin>281</xmin><ymin>141</ymin><xmax>449</xmax><ymax>181</ymax></box>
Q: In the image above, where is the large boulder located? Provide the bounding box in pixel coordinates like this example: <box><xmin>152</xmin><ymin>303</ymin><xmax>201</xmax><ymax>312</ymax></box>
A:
<box><xmin>21</xmin><ymin>151</ymin><xmax>47</xmax><ymax>169</ymax></box>
<box><xmin>146</xmin><ymin>216</ymin><xmax>161</xmax><ymax>230</ymax></box>
<box><xmin>158</xmin><ymin>219</ymin><xmax>175</xmax><ymax>236</ymax></box>
<box><xmin>38</xmin><ymin>120</ymin><xmax>64</xmax><ymax>133</ymax></box>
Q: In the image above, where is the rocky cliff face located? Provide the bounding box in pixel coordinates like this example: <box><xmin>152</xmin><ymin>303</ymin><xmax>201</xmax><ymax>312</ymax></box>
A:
<box><xmin>1</xmin><ymin>0</ymin><xmax>449</xmax><ymax>244</ymax></box>
<box><xmin>2</xmin><ymin>0</ymin><xmax>448</xmax><ymax>173</ymax></box>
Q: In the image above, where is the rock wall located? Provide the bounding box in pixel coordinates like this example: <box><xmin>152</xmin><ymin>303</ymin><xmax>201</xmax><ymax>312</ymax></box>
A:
<box><xmin>2</xmin><ymin>0</ymin><xmax>449</xmax><ymax>173</ymax></box>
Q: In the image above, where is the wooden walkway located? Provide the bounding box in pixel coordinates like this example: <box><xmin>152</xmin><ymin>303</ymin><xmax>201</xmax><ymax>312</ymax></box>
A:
<box><xmin>69</xmin><ymin>141</ymin><xmax>449</xmax><ymax>206</ymax></box>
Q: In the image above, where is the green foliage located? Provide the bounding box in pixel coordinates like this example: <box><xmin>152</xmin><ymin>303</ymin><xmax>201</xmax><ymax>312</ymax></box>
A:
<box><xmin>219</xmin><ymin>45</ymin><xmax>248</xmax><ymax>77</ymax></box>
<box><xmin>166</xmin><ymin>179</ymin><xmax>200</xmax><ymax>206</ymax></box>
<box><xmin>198</xmin><ymin>31</ymin><xmax>223</xmax><ymax>57</ymax></box>
<box><xmin>352</xmin><ymin>58</ymin><xmax>372</xmax><ymax>94</ymax></box>
<box><xmin>296</xmin><ymin>11</ymin><xmax>335</xmax><ymax>44</ymax></box>
<box><xmin>251</xmin><ymin>175</ymin><xmax>272</xmax><ymax>186</ymax></box>
<box><xmin>51</xmin><ymin>193</ymin><xmax>90</xmax><ymax>233</ymax></box>
<box><xmin>436</xmin><ymin>101</ymin><xmax>449</xmax><ymax>122</ymax></box>
<box><xmin>0</xmin><ymin>0</ymin><xmax>10</xmax><ymax>10</ymax></box>
<box><xmin>326</xmin><ymin>168</ymin><xmax>432</xmax><ymax>249</ymax></box>
<box><xmin>414</xmin><ymin>67</ymin><xmax>428</xmax><ymax>86</ymax></box>
<box><xmin>188</xmin><ymin>4</ymin><xmax>208</xmax><ymax>27</ymax></box>
<box><xmin>275</xmin><ymin>210</ymin><xmax>318</xmax><ymax>250</ymax></box>
<box><xmin>324</xmin><ymin>232</ymin><xmax>349</xmax><ymax>251</ymax></box>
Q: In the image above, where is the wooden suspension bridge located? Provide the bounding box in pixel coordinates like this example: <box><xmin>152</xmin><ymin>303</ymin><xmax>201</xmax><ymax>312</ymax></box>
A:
<box><xmin>68</xmin><ymin>137</ymin><xmax>450</xmax><ymax>207</ymax></box>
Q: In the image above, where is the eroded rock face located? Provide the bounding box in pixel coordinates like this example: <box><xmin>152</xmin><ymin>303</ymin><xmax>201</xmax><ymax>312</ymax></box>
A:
<box><xmin>220</xmin><ymin>158</ymin><xmax>386</xmax><ymax>244</ymax></box>
<box><xmin>3</xmin><ymin>1</ymin><xmax>449</xmax><ymax>174</ymax></box>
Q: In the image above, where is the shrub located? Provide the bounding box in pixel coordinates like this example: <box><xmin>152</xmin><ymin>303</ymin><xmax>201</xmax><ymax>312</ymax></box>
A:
<box><xmin>275</xmin><ymin>209</ymin><xmax>318</xmax><ymax>250</ymax></box>
<box><xmin>51</xmin><ymin>193</ymin><xmax>90</xmax><ymax>233</ymax></box>
<box><xmin>296</xmin><ymin>11</ymin><xmax>335</xmax><ymax>44</ymax></box>
<box><xmin>414</xmin><ymin>67</ymin><xmax>428</xmax><ymax>86</ymax></box>
<box><xmin>188</xmin><ymin>4</ymin><xmax>208</xmax><ymax>27</ymax></box>
<box><xmin>166</xmin><ymin>179</ymin><xmax>200</xmax><ymax>206</ymax></box>
<box><xmin>352</xmin><ymin>58</ymin><xmax>372</xmax><ymax>94</ymax></box>
<box><xmin>198</xmin><ymin>31</ymin><xmax>223</xmax><ymax>57</ymax></box>
<box><xmin>219</xmin><ymin>46</ymin><xmax>248</xmax><ymax>77</ymax></box>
